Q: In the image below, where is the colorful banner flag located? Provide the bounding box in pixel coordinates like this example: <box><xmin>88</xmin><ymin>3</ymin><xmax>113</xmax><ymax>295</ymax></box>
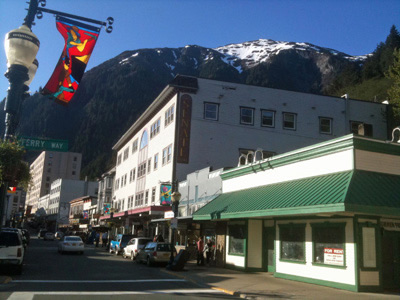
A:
<box><xmin>103</xmin><ymin>204</ymin><xmax>111</xmax><ymax>215</ymax></box>
<box><xmin>83</xmin><ymin>210</ymin><xmax>89</xmax><ymax>219</ymax></box>
<box><xmin>160</xmin><ymin>184</ymin><xmax>172</xmax><ymax>206</ymax></box>
<box><xmin>41</xmin><ymin>16</ymin><xmax>100</xmax><ymax>104</ymax></box>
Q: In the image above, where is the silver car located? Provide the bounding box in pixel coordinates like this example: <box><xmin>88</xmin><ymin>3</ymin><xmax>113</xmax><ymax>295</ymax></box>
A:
<box><xmin>136</xmin><ymin>242</ymin><xmax>175</xmax><ymax>266</ymax></box>
<box><xmin>122</xmin><ymin>237</ymin><xmax>152</xmax><ymax>260</ymax></box>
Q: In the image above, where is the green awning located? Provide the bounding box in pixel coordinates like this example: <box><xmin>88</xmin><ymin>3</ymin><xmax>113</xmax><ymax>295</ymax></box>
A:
<box><xmin>193</xmin><ymin>171</ymin><xmax>400</xmax><ymax>220</ymax></box>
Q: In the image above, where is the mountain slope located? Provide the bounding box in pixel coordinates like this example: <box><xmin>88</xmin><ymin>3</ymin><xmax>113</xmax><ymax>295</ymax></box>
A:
<box><xmin>0</xmin><ymin>39</ymin><xmax>367</xmax><ymax>179</ymax></box>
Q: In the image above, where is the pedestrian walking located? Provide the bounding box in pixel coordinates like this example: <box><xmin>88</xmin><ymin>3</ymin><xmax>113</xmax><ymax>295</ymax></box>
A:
<box><xmin>95</xmin><ymin>231</ymin><xmax>100</xmax><ymax>247</ymax></box>
<box><xmin>205</xmin><ymin>238</ymin><xmax>213</xmax><ymax>265</ymax></box>
<box><xmin>196</xmin><ymin>236</ymin><xmax>205</xmax><ymax>266</ymax></box>
<box><xmin>102</xmin><ymin>232</ymin><xmax>108</xmax><ymax>247</ymax></box>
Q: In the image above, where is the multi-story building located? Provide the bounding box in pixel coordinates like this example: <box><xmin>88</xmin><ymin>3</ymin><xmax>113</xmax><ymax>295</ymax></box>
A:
<box><xmin>107</xmin><ymin>75</ymin><xmax>389</xmax><ymax>238</ymax></box>
<box><xmin>97</xmin><ymin>167</ymin><xmax>115</xmax><ymax>218</ymax></box>
<box><xmin>5</xmin><ymin>188</ymin><xmax>26</xmax><ymax>227</ymax></box>
<box><xmin>26</xmin><ymin>151</ymin><xmax>82</xmax><ymax>214</ymax></box>
<box><xmin>47</xmin><ymin>178</ymin><xmax>98</xmax><ymax>229</ymax></box>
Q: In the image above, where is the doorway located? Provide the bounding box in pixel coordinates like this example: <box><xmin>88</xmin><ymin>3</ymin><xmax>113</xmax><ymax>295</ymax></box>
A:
<box><xmin>263</xmin><ymin>226</ymin><xmax>275</xmax><ymax>272</ymax></box>
<box><xmin>382</xmin><ymin>231</ymin><xmax>400</xmax><ymax>291</ymax></box>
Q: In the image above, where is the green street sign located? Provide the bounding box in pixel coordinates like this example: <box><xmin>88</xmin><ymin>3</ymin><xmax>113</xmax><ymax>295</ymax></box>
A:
<box><xmin>19</xmin><ymin>136</ymin><xmax>69</xmax><ymax>152</ymax></box>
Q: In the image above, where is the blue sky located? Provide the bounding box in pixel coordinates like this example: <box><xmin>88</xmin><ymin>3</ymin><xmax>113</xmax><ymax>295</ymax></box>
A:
<box><xmin>1</xmin><ymin>0</ymin><xmax>399</xmax><ymax>96</ymax></box>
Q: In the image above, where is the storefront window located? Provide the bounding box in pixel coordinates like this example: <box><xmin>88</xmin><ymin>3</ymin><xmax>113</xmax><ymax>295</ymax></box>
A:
<box><xmin>228</xmin><ymin>225</ymin><xmax>246</xmax><ymax>255</ymax></box>
<box><xmin>312</xmin><ymin>223</ymin><xmax>345</xmax><ymax>266</ymax></box>
<box><xmin>279</xmin><ymin>224</ymin><xmax>305</xmax><ymax>262</ymax></box>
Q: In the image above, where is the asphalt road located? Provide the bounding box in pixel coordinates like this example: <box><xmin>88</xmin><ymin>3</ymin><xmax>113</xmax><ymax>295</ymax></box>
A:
<box><xmin>0</xmin><ymin>236</ymin><xmax>235</xmax><ymax>299</ymax></box>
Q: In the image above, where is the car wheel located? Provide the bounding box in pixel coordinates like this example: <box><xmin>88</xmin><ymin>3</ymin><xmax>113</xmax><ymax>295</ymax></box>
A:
<box><xmin>146</xmin><ymin>257</ymin><xmax>152</xmax><ymax>267</ymax></box>
<box><xmin>122</xmin><ymin>251</ymin><xmax>127</xmax><ymax>259</ymax></box>
<box><xmin>130</xmin><ymin>252</ymin><xmax>135</xmax><ymax>261</ymax></box>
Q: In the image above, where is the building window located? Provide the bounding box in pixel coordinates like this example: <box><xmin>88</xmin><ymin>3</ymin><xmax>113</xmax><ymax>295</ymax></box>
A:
<box><xmin>138</xmin><ymin>162</ymin><xmax>147</xmax><ymax>178</ymax></box>
<box><xmin>132</xmin><ymin>139</ymin><xmax>138</xmax><ymax>154</ymax></box>
<box><xmin>150</xmin><ymin>118</ymin><xmax>161</xmax><ymax>138</ymax></box>
<box><xmin>165</xmin><ymin>104</ymin><xmax>175</xmax><ymax>127</ymax></box>
<box><xmin>140</xmin><ymin>130</ymin><xmax>149</xmax><ymax>149</ymax></box>
<box><xmin>129</xmin><ymin>168</ymin><xmax>136</xmax><ymax>182</ymax></box>
<box><xmin>312</xmin><ymin>223</ymin><xmax>345</xmax><ymax>266</ymax></box>
<box><xmin>147</xmin><ymin>158</ymin><xmax>151</xmax><ymax>174</ymax></box>
<box><xmin>154</xmin><ymin>153</ymin><xmax>159</xmax><ymax>170</ymax></box>
<box><xmin>123</xmin><ymin>147</ymin><xmax>129</xmax><ymax>161</ymax></box>
<box><xmin>283</xmin><ymin>112</ymin><xmax>297</xmax><ymax>130</ymax></box>
<box><xmin>228</xmin><ymin>224</ymin><xmax>246</xmax><ymax>255</ymax></box>
<box><xmin>117</xmin><ymin>154</ymin><xmax>122</xmax><ymax>165</ymax></box>
<box><xmin>145</xmin><ymin>190</ymin><xmax>149</xmax><ymax>205</ymax></box>
<box><xmin>319</xmin><ymin>117</ymin><xmax>332</xmax><ymax>135</ymax></box>
<box><xmin>204</xmin><ymin>102</ymin><xmax>219</xmax><ymax>121</ymax></box>
<box><xmin>151</xmin><ymin>187</ymin><xmax>156</xmax><ymax>203</ymax></box>
<box><xmin>135</xmin><ymin>192</ymin><xmax>144</xmax><ymax>207</ymax></box>
<box><xmin>240</xmin><ymin>107</ymin><xmax>254</xmax><ymax>125</ymax></box>
<box><xmin>350</xmin><ymin>121</ymin><xmax>373</xmax><ymax>137</ymax></box>
<box><xmin>279</xmin><ymin>224</ymin><xmax>305</xmax><ymax>262</ymax></box>
<box><xmin>261</xmin><ymin>110</ymin><xmax>275</xmax><ymax>127</ymax></box>
<box><xmin>162</xmin><ymin>148</ymin><xmax>167</xmax><ymax>165</ymax></box>
<box><xmin>167</xmin><ymin>145</ymin><xmax>172</xmax><ymax>163</ymax></box>
<box><xmin>73</xmin><ymin>156</ymin><xmax>77</xmax><ymax>161</ymax></box>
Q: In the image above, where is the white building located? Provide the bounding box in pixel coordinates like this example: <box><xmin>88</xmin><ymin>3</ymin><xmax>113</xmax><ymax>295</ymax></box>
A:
<box><xmin>26</xmin><ymin>151</ymin><xmax>82</xmax><ymax>214</ymax></box>
<box><xmin>106</xmin><ymin>75</ymin><xmax>389</xmax><ymax>237</ymax></box>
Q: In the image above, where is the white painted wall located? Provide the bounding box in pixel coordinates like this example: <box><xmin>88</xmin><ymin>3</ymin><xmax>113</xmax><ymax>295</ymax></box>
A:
<box><xmin>223</xmin><ymin>148</ymin><xmax>354</xmax><ymax>193</ymax></box>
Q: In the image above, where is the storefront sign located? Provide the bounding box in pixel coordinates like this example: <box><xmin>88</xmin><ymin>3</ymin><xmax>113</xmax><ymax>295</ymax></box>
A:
<box><xmin>177</xmin><ymin>94</ymin><xmax>192</xmax><ymax>164</ymax></box>
<box><xmin>324</xmin><ymin>248</ymin><xmax>344</xmax><ymax>266</ymax></box>
<box><xmin>164</xmin><ymin>211</ymin><xmax>174</xmax><ymax>219</ymax></box>
<box><xmin>381</xmin><ymin>219</ymin><xmax>400</xmax><ymax>231</ymax></box>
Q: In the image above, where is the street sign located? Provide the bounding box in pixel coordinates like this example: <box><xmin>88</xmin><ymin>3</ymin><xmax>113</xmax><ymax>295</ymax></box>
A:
<box><xmin>19</xmin><ymin>136</ymin><xmax>69</xmax><ymax>152</ymax></box>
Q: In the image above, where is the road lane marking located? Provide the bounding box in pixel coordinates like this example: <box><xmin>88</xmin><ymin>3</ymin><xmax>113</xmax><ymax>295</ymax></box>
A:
<box><xmin>13</xmin><ymin>279</ymin><xmax>187</xmax><ymax>283</ymax></box>
<box><xmin>7</xmin><ymin>289</ymin><xmax>225</xmax><ymax>299</ymax></box>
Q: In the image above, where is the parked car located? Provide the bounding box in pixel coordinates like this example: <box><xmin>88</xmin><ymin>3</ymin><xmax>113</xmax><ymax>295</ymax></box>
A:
<box><xmin>0</xmin><ymin>229</ymin><xmax>25</xmax><ymax>274</ymax></box>
<box><xmin>109</xmin><ymin>234</ymin><xmax>135</xmax><ymax>255</ymax></box>
<box><xmin>37</xmin><ymin>229</ymin><xmax>47</xmax><ymax>239</ymax></box>
<box><xmin>136</xmin><ymin>242</ymin><xmax>176</xmax><ymax>266</ymax></box>
<box><xmin>44</xmin><ymin>232</ymin><xmax>55</xmax><ymax>241</ymax></box>
<box><xmin>58</xmin><ymin>236</ymin><xmax>84</xmax><ymax>254</ymax></box>
<box><xmin>122</xmin><ymin>237</ymin><xmax>152</xmax><ymax>260</ymax></box>
<box><xmin>3</xmin><ymin>228</ymin><xmax>27</xmax><ymax>248</ymax></box>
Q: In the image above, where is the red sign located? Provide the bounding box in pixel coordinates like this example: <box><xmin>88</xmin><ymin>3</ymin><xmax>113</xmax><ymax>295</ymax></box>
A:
<box><xmin>324</xmin><ymin>248</ymin><xmax>344</xmax><ymax>265</ymax></box>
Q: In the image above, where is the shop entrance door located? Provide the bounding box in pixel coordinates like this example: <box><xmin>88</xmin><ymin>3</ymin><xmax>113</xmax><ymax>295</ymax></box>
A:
<box><xmin>382</xmin><ymin>231</ymin><xmax>400</xmax><ymax>291</ymax></box>
<box><xmin>263</xmin><ymin>227</ymin><xmax>275</xmax><ymax>272</ymax></box>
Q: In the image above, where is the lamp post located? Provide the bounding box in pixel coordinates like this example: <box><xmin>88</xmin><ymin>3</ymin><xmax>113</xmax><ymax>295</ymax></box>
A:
<box><xmin>0</xmin><ymin>1</ymin><xmax>39</xmax><ymax>229</ymax></box>
<box><xmin>168</xmin><ymin>190</ymin><xmax>181</xmax><ymax>267</ymax></box>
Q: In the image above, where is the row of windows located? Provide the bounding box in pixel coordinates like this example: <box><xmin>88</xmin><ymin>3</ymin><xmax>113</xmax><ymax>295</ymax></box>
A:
<box><xmin>115</xmin><ymin>145</ymin><xmax>173</xmax><ymax>191</ymax></box>
<box><xmin>116</xmin><ymin>187</ymin><xmax>157</xmax><ymax>211</ymax></box>
<box><xmin>205</xmin><ymin>102</ymin><xmax>335</xmax><ymax>134</ymax></box>
<box><xmin>117</xmin><ymin>105</ymin><xmax>175</xmax><ymax>166</ymax></box>
<box><xmin>228</xmin><ymin>223</ymin><xmax>349</xmax><ymax>268</ymax></box>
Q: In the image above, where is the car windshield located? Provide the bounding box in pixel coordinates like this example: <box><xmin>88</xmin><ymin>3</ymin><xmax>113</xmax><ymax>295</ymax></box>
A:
<box><xmin>139</xmin><ymin>239</ymin><xmax>151</xmax><ymax>245</ymax></box>
<box><xmin>65</xmin><ymin>237</ymin><xmax>82</xmax><ymax>242</ymax></box>
<box><xmin>0</xmin><ymin>231</ymin><xmax>20</xmax><ymax>246</ymax></box>
<box><xmin>157</xmin><ymin>244</ymin><xmax>172</xmax><ymax>252</ymax></box>
<box><xmin>121</xmin><ymin>235</ymin><xmax>134</xmax><ymax>243</ymax></box>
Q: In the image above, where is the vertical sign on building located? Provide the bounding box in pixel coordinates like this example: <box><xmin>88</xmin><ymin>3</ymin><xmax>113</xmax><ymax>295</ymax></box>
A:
<box><xmin>177</xmin><ymin>94</ymin><xmax>192</xmax><ymax>164</ymax></box>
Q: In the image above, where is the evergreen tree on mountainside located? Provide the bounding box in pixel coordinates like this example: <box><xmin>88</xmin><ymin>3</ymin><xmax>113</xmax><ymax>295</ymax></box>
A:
<box><xmin>386</xmin><ymin>48</ymin><xmax>400</xmax><ymax>125</ymax></box>
<box><xmin>326</xmin><ymin>25</ymin><xmax>400</xmax><ymax>101</ymax></box>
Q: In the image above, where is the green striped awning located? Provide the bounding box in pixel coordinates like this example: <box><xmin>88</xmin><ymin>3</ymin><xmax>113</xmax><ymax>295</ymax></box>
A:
<box><xmin>193</xmin><ymin>171</ymin><xmax>400</xmax><ymax>220</ymax></box>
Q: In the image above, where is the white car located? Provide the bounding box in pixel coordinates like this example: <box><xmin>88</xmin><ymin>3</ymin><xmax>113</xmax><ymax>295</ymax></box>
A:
<box><xmin>58</xmin><ymin>236</ymin><xmax>84</xmax><ymax>254</ymax></box>
<box><xmin>0</xmin><ymin>229</ymin><xmax>25</xmax><ymax>274</ymax></box>
<box><xmin>122</xmin><ymin>237</ymin><xmax>152</xmax><ymax>260</ymax></box>
<box><xmin>136</xmin><ymin>242</ymin><xmax>176</xmax><ymax>266</ymax></box>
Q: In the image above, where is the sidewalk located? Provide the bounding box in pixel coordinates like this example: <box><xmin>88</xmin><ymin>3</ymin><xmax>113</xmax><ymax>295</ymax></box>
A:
<box><xmin>163</xmin><ymin>261</ymin><xmax>400</xmax><ymax>299</ymax></box>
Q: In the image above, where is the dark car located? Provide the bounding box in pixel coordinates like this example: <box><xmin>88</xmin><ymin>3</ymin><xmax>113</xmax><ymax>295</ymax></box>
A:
<box><xmin>109</xmin><ymin>234</ymin><xmax>135</xmax><ymax>255</ymax></box>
